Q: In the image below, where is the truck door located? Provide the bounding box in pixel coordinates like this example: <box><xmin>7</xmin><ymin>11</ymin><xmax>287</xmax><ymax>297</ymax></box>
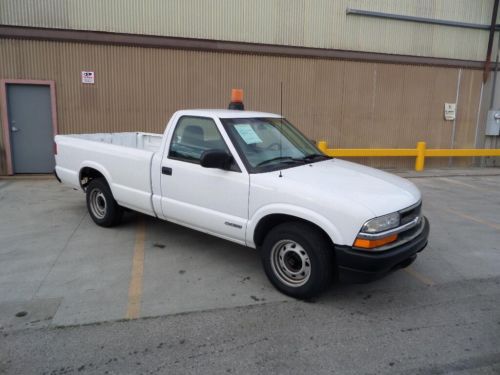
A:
<box><xmin>160</xmin><ymin>116</ymin><xmax>249</xmax><ymax>244</ymax></box>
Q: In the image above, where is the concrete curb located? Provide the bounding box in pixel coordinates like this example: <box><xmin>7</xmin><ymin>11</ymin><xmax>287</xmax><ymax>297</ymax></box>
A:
<box><xmin>389</xmin><ymin>168</ymin><xmax>500</xmax><ymax>179</ymax></box>
<box><xmin>0</xmin><ymin>174</ymin><xmax>56</xmax><ymax>180</ymax></box>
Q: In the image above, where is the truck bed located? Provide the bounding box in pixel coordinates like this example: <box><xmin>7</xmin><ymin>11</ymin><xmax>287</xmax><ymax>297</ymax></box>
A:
<box><xmin>55</xmin><ymin>132</ymin><xmax>163</xmax><ymax>216</ymax></box>
<box><xmin>68</xmin><ymin>132</ymin><xmax>162</xmax><ymax>153</ymax></box>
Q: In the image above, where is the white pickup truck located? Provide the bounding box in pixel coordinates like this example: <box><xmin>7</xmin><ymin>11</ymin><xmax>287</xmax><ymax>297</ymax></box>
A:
<box><xmin>55</xmin><ymin>108</ymin><xmax>429</xmax><ymax>299</ymax></box>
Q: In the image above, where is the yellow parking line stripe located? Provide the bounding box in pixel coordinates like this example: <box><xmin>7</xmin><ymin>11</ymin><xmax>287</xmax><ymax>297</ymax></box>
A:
<box><xmin>126</xmin><ymin>217</ymin><xmax>146</xmax><ymax>319</ymax></box>
<box><xmin>443</xmin><ymin>207</ymin><xmax>500</xmax><ymax>231</ymax></box>
<box><xmin>404</xmin><ymin>267</ymin><xmax>435</xmax><ymax>286</ymax></box>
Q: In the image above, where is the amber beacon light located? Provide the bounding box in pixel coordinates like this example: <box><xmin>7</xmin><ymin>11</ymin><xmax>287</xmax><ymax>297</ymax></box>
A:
<box><xmin>228</xmin><ymin>89</ymin><xmax>244</xmax><ymax>110</ymax></box>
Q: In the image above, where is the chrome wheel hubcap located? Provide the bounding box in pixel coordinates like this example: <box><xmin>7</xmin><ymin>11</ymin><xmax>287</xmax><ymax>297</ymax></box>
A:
<box><xmin>271</xmin><ymin>240</ymin><xmax>311</xmax><ymax>287</ymax></box>
<box><xmin>89</xmin><ymin>189</ymin><xmax>107</xmax><ymax>219</ymax></box>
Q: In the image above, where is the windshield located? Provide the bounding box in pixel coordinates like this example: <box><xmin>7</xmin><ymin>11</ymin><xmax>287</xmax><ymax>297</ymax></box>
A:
<box><xmin>221</xmin><ymin>117</ymin><xmax>328</xmax><ymax>172</ymax></box>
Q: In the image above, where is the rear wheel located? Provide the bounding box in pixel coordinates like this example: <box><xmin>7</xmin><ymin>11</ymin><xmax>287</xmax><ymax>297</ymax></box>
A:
<box><xmin>86</xmin><ymin>178</ymin><xmax>123</xmax><ymax>227</ymax></box>
<box><xmin>261</xmin><ymin>222</ymin><xmax>334</xmax><ymax>299</ymax></box>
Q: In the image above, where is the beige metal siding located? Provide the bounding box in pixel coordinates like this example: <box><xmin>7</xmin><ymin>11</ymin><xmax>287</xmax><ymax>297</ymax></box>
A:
<box><xmin>0</xmin><ymin>39</ymin><xmax>483</xmax><ymax>174</ymax></box>
<box><xmin>0</xmin><ymin>0</ymin><xmax>494</xmax><ymax>61</ymax></box>
<box><xmin>455</xmin><ymin>70</ymin><xmax>483</xmax><ymax>149</ymax></box>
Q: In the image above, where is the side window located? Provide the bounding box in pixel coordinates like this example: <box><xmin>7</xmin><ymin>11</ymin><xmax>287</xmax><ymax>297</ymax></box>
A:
<box><xmin>169</xmin><ymin>116</ymin><xmax>234</xmax><ymax>166</ymax></box>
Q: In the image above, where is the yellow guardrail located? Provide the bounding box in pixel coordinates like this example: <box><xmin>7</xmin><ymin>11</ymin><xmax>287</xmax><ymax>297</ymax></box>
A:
<box><xmin>316</xmin><ymin>141</ymin><xmax>500</xmax><ymax>172</ymax></box>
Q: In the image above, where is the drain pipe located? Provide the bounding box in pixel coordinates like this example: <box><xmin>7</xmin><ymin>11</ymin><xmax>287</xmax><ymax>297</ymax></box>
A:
<box><xmin>484</xmin><ymin>0</ymin><xmax>500</xmax><ymax>82</ymax></box>
<box><xmin>490</xmin><ymin>34</ymin><xmax>500</xmax><ymax>109</ymax></box>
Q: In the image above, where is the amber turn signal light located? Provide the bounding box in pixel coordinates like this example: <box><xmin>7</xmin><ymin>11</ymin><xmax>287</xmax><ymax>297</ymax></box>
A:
<box><xmin>353</xmin><ymin>234</ymin><xmax>398</xmax><ymax>249</ymax></box>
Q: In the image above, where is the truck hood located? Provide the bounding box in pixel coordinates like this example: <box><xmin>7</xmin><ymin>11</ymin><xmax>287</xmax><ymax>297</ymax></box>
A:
<box><xmin>279</xmin><ymin>159</ymin><xmax>421</xmax><ymax>216</ymax></box>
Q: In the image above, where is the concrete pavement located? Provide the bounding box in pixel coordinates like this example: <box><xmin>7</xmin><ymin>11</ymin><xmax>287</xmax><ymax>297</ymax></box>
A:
<box><xmin>0</xmin><ymin>171</ymin><xmax>500</xmax><ymax>373</ymax></box>
<box><xmin>2</xmin><ymin>275</ymin><xmax>499</xmax><ymax>374</ymax></box>
<box><xmin>0</xmin><ymin>178</ymin><xmax>290</xmax><ymax>329</ymax></box>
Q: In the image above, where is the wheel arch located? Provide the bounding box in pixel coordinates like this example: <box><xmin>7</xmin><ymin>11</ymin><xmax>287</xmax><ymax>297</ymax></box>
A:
<box><xmin>79</xmin><ymin>162</ymin><xmax>112</xmax><ymax>191</ymax></box>
<box><xmin>249</xmin><ymin>206</ymin><xmax>344</xmax><ymax>248</ymax></box>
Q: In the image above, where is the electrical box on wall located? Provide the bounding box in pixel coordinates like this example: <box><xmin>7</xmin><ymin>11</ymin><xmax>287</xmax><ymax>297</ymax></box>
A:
<box><xmin>486</xmin><ymin>110</ymin><xmax>500</xmax><ymax>136</ymax></box>
<box><xmin>444</xmin><ymin>103</ymin><xmax>456</xmax><ymax>121</ymax></box>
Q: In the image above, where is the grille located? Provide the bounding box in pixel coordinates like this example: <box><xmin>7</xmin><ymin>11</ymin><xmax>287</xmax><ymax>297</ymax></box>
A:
<box><xmin>400</xmin><ymin>201</ymin><xmax>422</xmax><ymax>226</ymax></box>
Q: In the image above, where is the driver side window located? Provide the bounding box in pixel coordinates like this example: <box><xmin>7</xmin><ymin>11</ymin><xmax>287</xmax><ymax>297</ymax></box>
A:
<box><xmin>169</xmin><ymin>116</ymin><xmax>239</xmax><ymax>171</ymax></box>
<box><xmin>169</xmin><ymin>116</ymin><xmax>229</xmax><ymax>163</ymax></box>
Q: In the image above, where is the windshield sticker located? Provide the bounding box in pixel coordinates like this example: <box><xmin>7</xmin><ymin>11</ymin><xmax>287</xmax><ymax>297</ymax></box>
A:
<box><xmin>234</xmin><ymin>124</ymin><xmax>263</xmax><ymax>144</ymax></box>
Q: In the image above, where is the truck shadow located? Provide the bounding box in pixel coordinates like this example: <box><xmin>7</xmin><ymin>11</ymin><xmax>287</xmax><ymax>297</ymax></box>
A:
<box><xmin>122</xmin><ymin>212</ymin><xmax>427</xmax><ymax>312</ymax></box>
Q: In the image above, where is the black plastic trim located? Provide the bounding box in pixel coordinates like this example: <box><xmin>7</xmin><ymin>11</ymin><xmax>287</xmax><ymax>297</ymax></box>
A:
<box><xmin>335</xmin><ymin>216</ymin><xmax>430</xmax><ymax>283</ymax></box>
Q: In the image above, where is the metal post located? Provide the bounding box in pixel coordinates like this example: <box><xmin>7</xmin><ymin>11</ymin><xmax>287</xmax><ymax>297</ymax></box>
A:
<box><xmin>415</xmin><ymin>142</ymin><xmax>426</xmax><ymax>172</ymax></box>
<box><xmin>317</xmin><ymin>141</ymin><xmax>328</xmax><ymax>154</ymax></box>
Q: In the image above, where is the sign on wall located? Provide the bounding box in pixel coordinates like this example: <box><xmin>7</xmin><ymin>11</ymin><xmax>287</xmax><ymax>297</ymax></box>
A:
<box><xmin>81</xmin><ymin>71</ymin><xmax>95</xmax><ymax>84</ymax></box>
<box><xmin>444</xmin><ymin>103</ymin><xmax>456</xmax><ymax>121</ymax></box>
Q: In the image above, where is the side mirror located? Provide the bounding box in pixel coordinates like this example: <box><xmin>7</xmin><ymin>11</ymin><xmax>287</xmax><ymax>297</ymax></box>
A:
<box><xmin>200</xmin><ymin>150</ymin><xmax>232</xmax><ymax>170</ymax></box>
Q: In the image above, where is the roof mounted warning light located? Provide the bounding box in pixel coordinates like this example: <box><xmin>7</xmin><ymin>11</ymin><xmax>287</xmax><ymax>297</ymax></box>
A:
<box><xmin>228</xmin><ymin>89</ymin><xmax>244</xmax><ymax>110</ymax></box>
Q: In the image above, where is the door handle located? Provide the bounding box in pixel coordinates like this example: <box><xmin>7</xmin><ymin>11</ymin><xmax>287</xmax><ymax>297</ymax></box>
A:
<box><xmin>11</xmin><ymin>126</ymin><xmax>19</xmax><ymax>132</ymax></box>
<box><xmin>162</xmin><ymin>166</ymin><xmax>172</xmax><ymax>176</ymax></box>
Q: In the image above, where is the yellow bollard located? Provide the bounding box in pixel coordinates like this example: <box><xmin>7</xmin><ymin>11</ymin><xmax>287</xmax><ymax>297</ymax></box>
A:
<box><xmin>317</xmin><ymin>140</ymin><xmax>328</xmax><ymax>154</ymax></box>
<box><xmin>415</xmin><ymin>141</ymin><xmax>426</xmax><ymax>171</ymax></box>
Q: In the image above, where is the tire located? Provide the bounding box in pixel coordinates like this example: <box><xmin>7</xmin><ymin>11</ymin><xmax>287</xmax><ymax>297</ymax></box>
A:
<box><xmin>260</xmin><ymin>222</ymin><xmax>334</xmax><ymax>299</ymax></box>
<box><xmin>86</xmin><ymin>178</ymin><xmax>123</xmax><ymax>227</ymax></box>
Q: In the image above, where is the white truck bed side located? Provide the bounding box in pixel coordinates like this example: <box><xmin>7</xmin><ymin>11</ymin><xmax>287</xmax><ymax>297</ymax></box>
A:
<box><xmin>55</xmin><ymin>132</ymin><xmax>162</xmax><ymax>216</ymax></box>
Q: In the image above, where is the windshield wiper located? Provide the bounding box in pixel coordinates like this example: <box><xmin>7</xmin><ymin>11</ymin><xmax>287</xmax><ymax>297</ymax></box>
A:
<box><xmin>301</xmin><ymin>153</ymin><xmax>330</xmax><ymax>162</ymax></box>
<box><xmin>256</xmin><ymin>156</ymin><xmax>304</xmax><ymax>167</ymax></box>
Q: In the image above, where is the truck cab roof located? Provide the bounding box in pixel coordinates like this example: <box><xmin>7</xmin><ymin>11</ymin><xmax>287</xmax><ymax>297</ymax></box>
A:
<box><xmin>174</xmin><ymin>109</ymin><xmax>282</xmax><ymax>119</ymax></box>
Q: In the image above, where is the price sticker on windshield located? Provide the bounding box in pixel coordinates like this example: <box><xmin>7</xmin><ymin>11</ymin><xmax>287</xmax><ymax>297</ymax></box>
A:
<box><xmin>234</xmin><ymin>124</ymin><xmax>263</xmax><ymax>144</ymax></box>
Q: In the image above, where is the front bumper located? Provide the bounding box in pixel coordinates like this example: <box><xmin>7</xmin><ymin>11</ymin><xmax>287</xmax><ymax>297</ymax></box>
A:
<box><xmin>335</xmin><ymin>216</ymin><xmax>429</xmax><ymax>283</ymax></box>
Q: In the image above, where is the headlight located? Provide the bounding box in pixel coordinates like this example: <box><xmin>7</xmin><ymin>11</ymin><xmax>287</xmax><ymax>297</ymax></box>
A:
<box><xmin>361</xmin><ymin>212</ymin><xmax>400</xmax><ymax>234</ymax></box>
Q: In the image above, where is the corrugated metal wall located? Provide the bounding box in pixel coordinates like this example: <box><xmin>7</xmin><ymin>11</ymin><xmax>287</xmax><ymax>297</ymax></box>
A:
<box><xmin>0</xmin><ymin>39</ymin><xmax>482</xmax><ymax>175</ymax></box>
<box><xmin>0</xmin><ymin>0</ymin><xmax>493</xmax><ymax>61</ymax></box>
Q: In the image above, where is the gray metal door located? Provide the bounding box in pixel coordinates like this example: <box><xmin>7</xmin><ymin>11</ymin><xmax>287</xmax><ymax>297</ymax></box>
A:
<box><xmin>7</xmin><ymin>84</ymin><xmax>55</xmax><ymax>173</ymax></box>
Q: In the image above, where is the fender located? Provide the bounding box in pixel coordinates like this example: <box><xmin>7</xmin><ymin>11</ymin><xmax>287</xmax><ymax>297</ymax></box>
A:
<box><xmin>246</xmin><ymin>203</ymin><xmax>345</xmax><ymax>248</ymax></box>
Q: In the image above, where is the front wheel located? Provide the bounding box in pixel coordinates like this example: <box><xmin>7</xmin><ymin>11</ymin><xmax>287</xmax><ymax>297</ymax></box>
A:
<box><xmin>86</xmin><ymin>178</ymin><xmax>123</xmax><ymax>227</ymax></box>
<box><xmin>261</xmin><ymin>222</ymin><xmax>334</xmax><ymax>299</ymax></box>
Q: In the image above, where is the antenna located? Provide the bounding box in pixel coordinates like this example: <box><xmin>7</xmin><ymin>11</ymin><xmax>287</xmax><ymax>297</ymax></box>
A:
<box><xmin>279</xmin><ymin>81</ymin><xmax>283</xmax><ymax>178</ymax></box>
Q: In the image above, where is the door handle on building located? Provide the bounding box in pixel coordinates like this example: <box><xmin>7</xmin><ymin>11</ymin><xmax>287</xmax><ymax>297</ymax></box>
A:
<box><xmin>11</xmin><ymin>126</ymin><xmax>19</xmax><ymax>132</ymax></box>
